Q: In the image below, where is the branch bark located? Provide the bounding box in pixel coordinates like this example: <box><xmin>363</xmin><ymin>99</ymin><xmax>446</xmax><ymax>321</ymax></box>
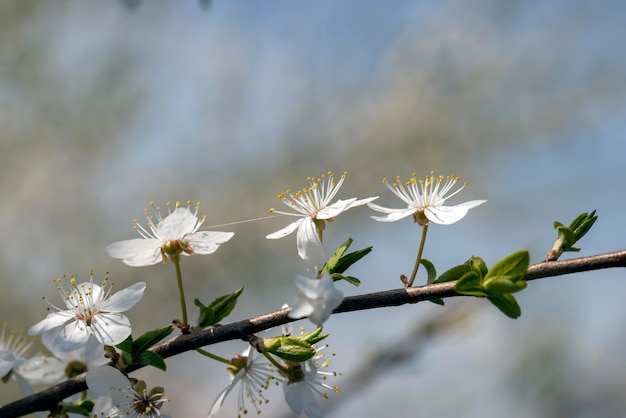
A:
<box><xmin>2</xmin><ymin>249</ymin><xmax>626</xmax><ymax>418</ymax></box>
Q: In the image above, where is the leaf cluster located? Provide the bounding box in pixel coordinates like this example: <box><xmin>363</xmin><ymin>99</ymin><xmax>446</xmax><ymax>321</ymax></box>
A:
<box><xmin>434</xmin><ymin>250</ymin><xmax>530</xmax><ymax>318</ymax></box>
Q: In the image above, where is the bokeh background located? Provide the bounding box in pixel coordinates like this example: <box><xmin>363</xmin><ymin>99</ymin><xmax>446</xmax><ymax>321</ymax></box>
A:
<box><xmin>2</xmin><ymin>1</ymin><xmax>626</xmax><ymax>417</ymax></box>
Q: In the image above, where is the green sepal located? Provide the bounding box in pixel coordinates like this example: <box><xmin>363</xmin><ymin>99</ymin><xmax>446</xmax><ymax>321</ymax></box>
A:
<box><xmin>487</xmin><ymin>293</ymin><xmax>522</xmax><ymax>319</ymax></box>
<box><xmin>194</xmin><ymin>287</ymin><xmax>244</xmax><ymax>328</ymax></box>
<box><xmin>132</xmin><ymin>350</ymin><xmax>167</xmax><ymax>371</ymax></box>
<box><xmin>434</xmin><ymin>264</ymin><xmax>471</xmax><ymax>284</ymax></box>
<box><xmin>483</xmin><ymin>250</ymin><xmax>530</xmax><ymax>287</ymax></box>
<box><xmin>429</xmin><ymin>298</ymin><xmax>445</xmax><ymax>306</ymax></box>
<box><xmin>288</xmin><ymin>327</ymin><xmax>328</xmax><ymax>346</ymax></box>
<box><xmin>330</xmin><ymin>273</ymin><xmax>361</xmax><ymax>286</ymax></box>
<box><xmin>274</xmin><ymin>338</ymin><xmax>317</xmax><ymax>363</ymax></box>
<box><xmin>484</xmin><ymin>278</ymin><xmax>527</xmax><ymax>294</ymax></box>
<box><xmin>132</xmin><ymin>325</ymin><xmax>174</xmax><ymax>355</ymax></box>
<box><xmin>454</xmin><ymin>271</ymin><xmax>487</xmax><ymax>297</ymax></box>
<box><xmin>420</xmin><ymin>258</ymin><xmax>437</xmax><ymax>285</ymax></box>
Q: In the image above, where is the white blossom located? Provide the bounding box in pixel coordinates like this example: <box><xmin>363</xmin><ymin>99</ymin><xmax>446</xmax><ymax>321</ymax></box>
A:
<box><xmin>266</xmin><ymin>172</ymin><xmax>377</xmax><ymax>267</ymax></box>
<box><xmin>28</xmin><ymin>274</ymin><xmax>145</xmax><ymax>352</ymax></box>
<box><xmin>106</xmin><ymin>201</ymin><xmax>234</xmax><ymax>267</ymax></box>
<box><xmin>368</xmin><ymin>172</ymin><xmax>486</xmax><ymax>225</ymax></box>
<box><xmin>87</xmin><ymin>366</ymin><xmax>170</xmax><ymax>418</ymax></box>
<box><xmin>288</xmin><ymin>274</ymin><xmax>343</xmax><ymax>327</ymax></box>
<box><xmin>283</xmin><ymin>346</ymin><xmax>339</xmax><ymax>418</ymax></box>
<box><xmin>208</xmin><ymin>346</ymin><xmax>277</xmax><ymax>417</ymax></box>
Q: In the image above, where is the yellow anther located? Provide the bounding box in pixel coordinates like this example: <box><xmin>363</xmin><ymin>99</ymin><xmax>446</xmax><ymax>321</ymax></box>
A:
<box><xmin>382</xmin><ymin>177</ymin><xmax>387</xmax><ymax>183</ymax></box>
<box><xmin>269</xmin><ymin>208</ymin><xmax>275</xmax><ymax>213</ymax></box>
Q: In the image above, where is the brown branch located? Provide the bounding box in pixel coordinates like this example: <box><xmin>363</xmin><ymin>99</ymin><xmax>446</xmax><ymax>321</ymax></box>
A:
<box><xmin>2</xmin><ymin>249</ymin><xmax>626</xmax><ymax>418</ymax></box>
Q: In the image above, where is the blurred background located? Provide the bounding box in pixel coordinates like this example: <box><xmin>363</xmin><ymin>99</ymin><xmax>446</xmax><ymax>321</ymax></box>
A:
<box><xmin>2</xmin><ymin>1</ymin><xmax>626</xmax><ymax>417</ymax></box>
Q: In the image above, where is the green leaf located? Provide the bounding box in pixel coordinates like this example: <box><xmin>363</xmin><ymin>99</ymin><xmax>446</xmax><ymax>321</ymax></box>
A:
<box><xmin>487</xmin><ymin>294</ymin><xmax>522</xmax><ymax>319</ymax></box>
<box><xmin>132</xmin><ymin>350</ymin><xmax>167</xmax><ymax>371</ymax></box>
<box><xmin>454</xmin><ymin>271</ymin><xmax>487</xmax><ymax>297</ymax></box>
<box><xmin>434</xmin><ymin>264</ymin><xmax>471</xmax><ymax>284</ymax></box>
<box><xmin>330</xmin><ymin>273</ymin><xmax>361</xmax><ymax>286</ymax></box>
<box><xmin>321</xmin><ymin>238</ymin><xmax>353</xmax><ymax>274</ymax></box>
<box><xmin>116</xmin><ymin>335</ymin><xmax>133</xmax><ymax>355</ymax></box>
<box><xmin>466</xmin><ymin>256</ymin><xmax>488</xmax><ymax>278</ymax></box>
<box><xmin>331</xmin><ymin>247</ymin><xmax>373</xmax><ymax>275</ymax></box>
<box><xmin>194</xmin><ymin>299</ymin><xmax>215</xmax><ymax>328</ymax></box>
<box><xmin>420</xmin><ymin>258</ymin><xmax>437</xmax><ymax>285</ymax></box>
<box><xmin>207</xmin><ymin>287</ymin><xmax>244</xmax><ymax>325</ymax></box>
<box><xmin>429</xmin><ymin>298</ymin><xmax>445</xmax><ymax>306</ymax></box>
<box><xmin>132</xmin><ymin>325</ymin><xmax>174</xmax><ymax>356</ymax></box>
<box><xmin>484</xmin><ymin>278</ymin><xmax>527</xmax><ymax>294</ymax></box>
<box><xmin>483</xmin><ymin>250</ymin><xmax>530</xmax><ymax>286</ymax></box>
<box><xmin>556</xmin><ymin>226</ymin><xmax>576</xmax><ymax>247</ymax></box>
<box><xmin>571</xmin><ymin>210</ymin><xmax>597</xmax><ymax>242</ymax></box>
<box><xmin>194</xmin><ymin>287</ymin><xmax>244</xmax><ymax>328</ymax></box>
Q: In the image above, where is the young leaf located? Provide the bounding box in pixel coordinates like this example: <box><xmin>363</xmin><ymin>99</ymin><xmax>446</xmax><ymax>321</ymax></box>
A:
<box><xmin>116</xmin><ymin>335</ymin><xmax>134</xmax><ymax>355</ymax></box>
<box><xmin>483</xmin><ymin>250</ymin><xmax>530</xmax><ymax>286</ymax></box>
<box><xmin>132</xmin><ymin>325</ymin><xmax>174</xmax><ymax>356</ymax></box>
<box><xmin>484</xmin><ymin>278</ymin><xmax>527</xmax><ymax>294</ymax></box>
<box><xmin>330</xmin><ymin>273</ymin><xmax>361</xmax><ymax>286</ymax></box>
<box><xmin>466</xmin><ymin>256</ymin><xmax>488</xmax><ymax>278</ymax></box>
<box><xmin>132</xmin><ymin>350</ymin><xmax>167</xmax><ymax>371</ymax></box>
<box><xmin>330</xmin><ymin>247</ymin><xmax>373</xmax><ymax>275</ymax></box>
<box><xmin>207</xmin><ymin>286</ymin><xmax>244</xmax><ymax>325</ymax></box>
<box><xmin>321</xmin><ymin>238</ymin><xmax>353</xmax><ymax>274</ymax></box>
<box><xmin>454</xmin><ymin>271</ymin><xmax>487</xmax><ymax>297</ymax></box>
<box><xmin>194</xmin><ymin>287</ymin><xmax>244</xmax><ymax>328</ymax></box>
<box><xmin>487</xmin><ymin>294</ymin><xmax>522</xmax><ymax>319</ymax></box>
<box><xmin>421</xmin><ymin>258</ymin><xmax>437</xmax><ymax>285</ymax></box>
<box><xmin>434</xmin><ymin>264</ymin><xmax>470</xmax><ymax>284</ymax></box>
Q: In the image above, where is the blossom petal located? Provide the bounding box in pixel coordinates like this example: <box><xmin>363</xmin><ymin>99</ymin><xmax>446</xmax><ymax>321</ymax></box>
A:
<box><xmin>156</xmin><ymin>207</ymin><xmax>198</xmax><ymax>240</ymax></box>
<box><xmin>106</xmin><ymin>238</ymin><xmax>163</xmax><ymax>266</ymax></box>
<box><xmin>101</xmin><ymin>282</ymin><xmax>146</xmax><ymax>313</ymax></box>
<box><xmin>289</xmin><ymin>274</ymin><xmax>343</xmax><ymax>327</ymax></box>
<box><xmin>265</xmin><ymin>219</ymin><xmax>304</xmax><ymax>239</ymax></box>
<box><xmin>28</xmin><ymin>311</ymin><xmax>74</xmax><ymax>336</ymax></box>
<box><xmin>283</xmin><ymin>362</ymin><xmax>323</xmax><ymax>418</ymax></box>
<box><xmin>90</xmin><ymin>313</ymin><xmax>132</xmax><ymax>346</ymax></box>
<box><xmin>185</xmin><ymin>231</ymin><xmax>234</xmax><ymax>254</ymax></box>
<box><xmin>14</xmin><ymin>356</ymin><xmax>64</xmax><ymax>385</ymax></box>
<box><xmin>53</xmin><ymin>321</ymin><xmax>91</xmax><ymax>352</ymax></box>
<box><xmin>87</xmin><ymin>365</ymin><xmax>130</xmax><ymax>398</ymax></box>
<box><xmin>208</xmin><ymin>369</ymin><xmax>245</xmax><ymax>417</ymax></box>
<box><xmin>0</xmin><ymin>350</ymin><xmax>15</xmax><ymax>377</ymax></box>
<box><xmin>425</xmin><ymin>200</ymin><xmax>486</xmax><ymax>225</ymax></box>
<box><xmin>296</xmin><ymin>218</ymin><xmax>325</xmax><ymax>270</ymax></box>
<box><xmin>368</xmin><ymin>203</ymin><xmax>416</xmax><ymax>222</ymax></box>
<box><xmin>316</xmin><ymin>198</ymin><xmax>356</xmax><ymax>219</ymax></box>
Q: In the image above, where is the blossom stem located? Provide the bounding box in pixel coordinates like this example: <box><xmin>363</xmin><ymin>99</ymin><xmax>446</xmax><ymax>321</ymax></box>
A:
<box><xmin>195</xmin><ymin>348</ymin><xmax>231</xmax><ymax>365</ymax></box>
<box><xmin>406</xmin><ymin>223</ymin><xmax>429</xmax><ymax>287</ymax></box>
<box><xmin>172</xmin><ymin>256</ymin><xmax>188</xmax><ymax>329</ymax></box>
<box><xmin>260</xmin><ymin>350</ymin><xmax>290</xmax><ymax>374</ymax></box>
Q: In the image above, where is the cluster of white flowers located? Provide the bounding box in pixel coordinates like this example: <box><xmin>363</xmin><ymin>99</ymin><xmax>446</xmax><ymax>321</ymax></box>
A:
<box><xmin>12</xmin><ymin>171</ymin><xmax>483</xmax><ymax>418</ymax></box>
